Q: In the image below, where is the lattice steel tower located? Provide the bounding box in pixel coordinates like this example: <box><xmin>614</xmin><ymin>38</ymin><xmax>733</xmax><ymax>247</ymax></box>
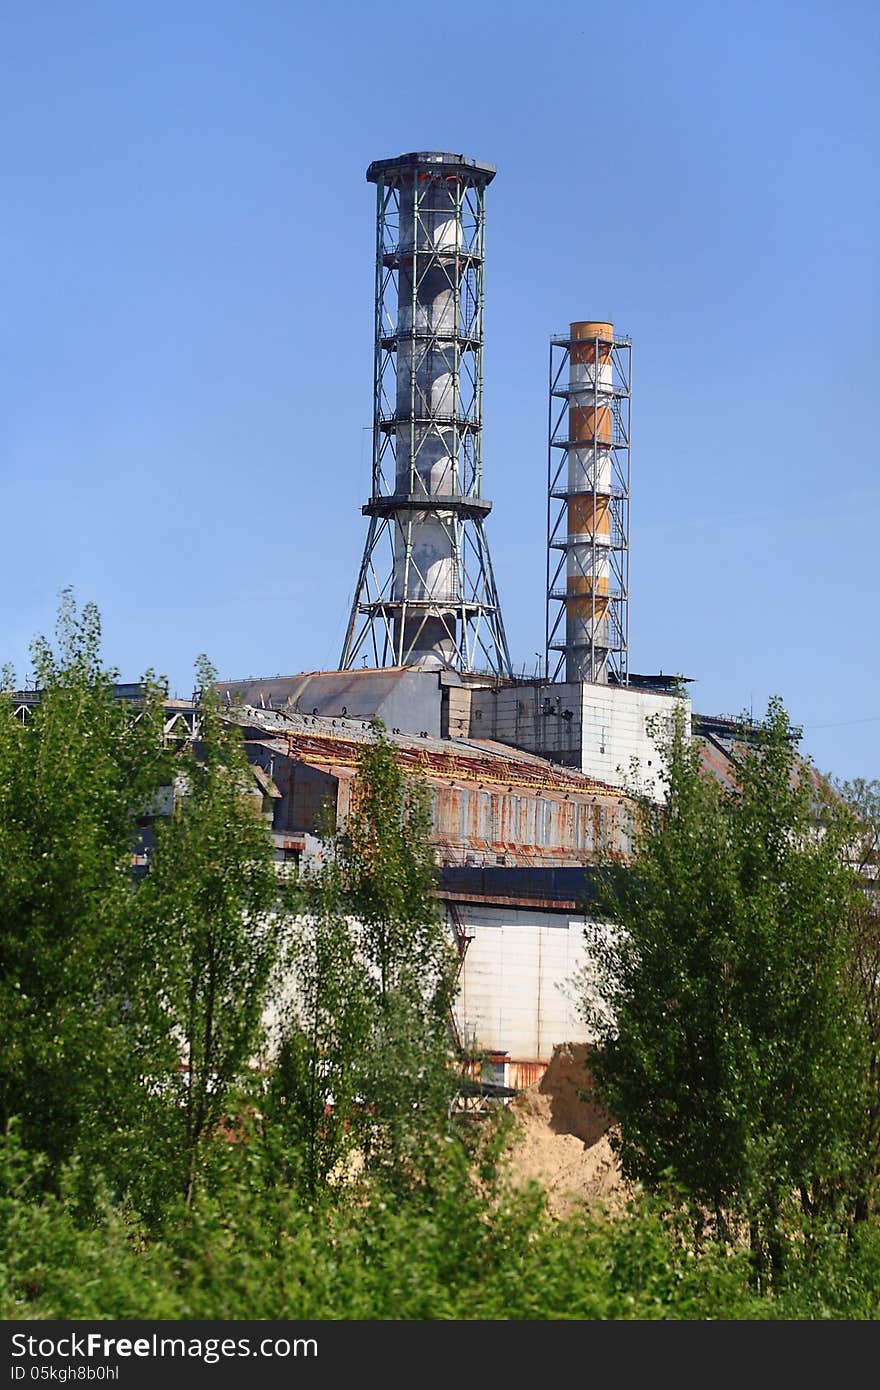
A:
<box><xmin>546</xmin><ymin>322</ymin><xmax>631</xmax><ymax>685</ymax></box>
<box><xmin>341</xmin><ymin>152</ymin><xmax>511</xmax><ymax>675</ymax></box>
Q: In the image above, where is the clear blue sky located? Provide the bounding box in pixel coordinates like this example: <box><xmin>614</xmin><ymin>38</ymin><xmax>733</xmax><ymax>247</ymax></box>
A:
<box><xmin>1</xmin><ymin>0</ymin><xmax>877</xmax><ymax>781</ymax></box>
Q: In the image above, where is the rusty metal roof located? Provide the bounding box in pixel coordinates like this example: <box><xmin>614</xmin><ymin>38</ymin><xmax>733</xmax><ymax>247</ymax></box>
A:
<box><xmin>230</xmin><ymin>704</ymin><xmax>620</xmax><ymax>798</ymax></box>
<box><xmin>695</xmin><ymin>715</ymin><xmax>826</xmax><ymax>800</ymax></box>
<box><xmin>696</xmin><ymin>738</ymin><xmax>741</xmax><ymax>792</ymax></box>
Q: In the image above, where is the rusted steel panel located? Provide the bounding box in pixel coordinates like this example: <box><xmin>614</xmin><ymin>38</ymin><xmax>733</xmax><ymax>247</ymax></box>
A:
<box><xmin>438</xmin><ymin>890</ymin><xmax>582</xmax><ymax>911</ymax></box>
<box><xmin>430</xmin><ymin>779</ymin><xmax>623</xmax><ymax>866</ymax></box>
<box><xmin>507</xmin><ymin>1060</ymin><xmax>545</xmax><ymax>1091</ymax></box>
<box><xmin>457</xmin><ymin>1055</ymin><xmax>549</xmax><ymax>1092</ymax></box>
<box><xmin>288</xmin><ymin>763</ymin><xmax>337</xmax><ymax>833</ymax></box>
<box><xmin>238</xmin><ymin>705</ymin><xmax>627</xmax><ymax>864</ymax></box>
<box><xmin>282</xmin><ymin>727</ymin><xmax>615</xmax><ymax>796</ymax></box>
<box><xmin>697</xmin><ymin>739</ymin><xmax>740</xmax><ymax>791</ymax></box>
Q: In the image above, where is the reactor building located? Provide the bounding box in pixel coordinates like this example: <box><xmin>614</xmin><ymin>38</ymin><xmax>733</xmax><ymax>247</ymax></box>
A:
<box><xmin>2</xmin><ymin>150</ymin><xmax>789</xmax><ymax>1088</ymax></box>
<box><xmin>210</xmin><ymin>150</ymin><xmax>736</xmax><ymax>1088</ymax></box>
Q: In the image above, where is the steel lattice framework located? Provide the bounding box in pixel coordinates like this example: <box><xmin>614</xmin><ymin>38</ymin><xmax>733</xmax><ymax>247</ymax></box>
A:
<box><xmin>546</xmin><ymin>326</ymin><xmax>631</xmax><ymax>685</ymax></box>
<box><xmin>341</xmin><ymin>152</ymin><xmax>512</xmax><ymax>676</ymax></box>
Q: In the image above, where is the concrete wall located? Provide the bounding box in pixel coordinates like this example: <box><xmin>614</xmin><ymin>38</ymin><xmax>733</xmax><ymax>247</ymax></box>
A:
<box><xmin>453</xmin><ymin>902</ymin><xmax>593</xmax><ymax>1063</ymax></box>
<box><xmin>579</xmin><ymin>683</ymin><xmax>690</xmax><ymax>799</ymax></box>
<box><xmin>441</xmin><ymin>680</ymin><xmax>473</xmax><ymax>739</ymax></box>
<box><xmin>265</xmin><ymin>900</ymin><xmax>602</xmax><ymax>1071</ymax></box>
<box><xmin>468</xmin><ymin>679</ymin><xmax>690</xmax><ymax>800</ymax></box>
<box><xmin>372</xmin><ymin>670</ymin><xmax>443</xmax><ymax>737</ymax></box>
<box><xmin>469</xmin><ymin>681</ymin><xmax>584</xmax><ymax>765</ymax></box>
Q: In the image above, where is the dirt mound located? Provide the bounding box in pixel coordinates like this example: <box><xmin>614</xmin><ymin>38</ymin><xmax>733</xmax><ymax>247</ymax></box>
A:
<box><xmin>503</xmin><ymin>1043</ymin><xmax>627</xmax><ymax>1218</ymax></box>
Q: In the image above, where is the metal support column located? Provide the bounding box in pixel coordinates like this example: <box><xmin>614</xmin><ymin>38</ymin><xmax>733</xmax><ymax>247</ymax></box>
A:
<box><xmin>341</xmin><ymin>151</ymin><xmax>512</xmax><ymax>676</ymax></box>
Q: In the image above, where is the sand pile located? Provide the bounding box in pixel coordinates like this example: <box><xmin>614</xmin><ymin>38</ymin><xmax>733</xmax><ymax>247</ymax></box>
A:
<box><xmin>502</xmin><ymin>1043</ymin><xmax>627</xmax><ymax>1218</ymax></box>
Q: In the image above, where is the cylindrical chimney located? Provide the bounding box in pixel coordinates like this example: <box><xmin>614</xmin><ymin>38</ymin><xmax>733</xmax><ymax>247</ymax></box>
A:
<box><xmin>546</xmin><ymin>322</ymin><xmax>631</xmax><ymax>685</ymax></box>
<box><xmin>341</xmin><ymin>152</ymin><xmax>511</xmax><ymax>677</ymax></box>
<box><xmin>566</xmin><ymin>321</ymin><xmax>614</xmax><ymax>682</ymax></box>
<box><xmin>391</xmin><ymin>165</ymin><xmax>463</xmax><ymax>664</ymax></box>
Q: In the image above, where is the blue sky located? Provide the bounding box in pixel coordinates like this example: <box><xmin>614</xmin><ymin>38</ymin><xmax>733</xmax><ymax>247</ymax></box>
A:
<box><xmin>1</xmin><ymin>0</ymin><xmax>877</xmax><ymax>781</ymax></box>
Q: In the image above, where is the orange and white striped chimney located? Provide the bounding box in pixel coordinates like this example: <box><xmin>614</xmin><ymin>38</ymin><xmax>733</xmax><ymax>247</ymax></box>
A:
<box><xmin>547</xmin><ymin>322</ymin><xmax>631</xmax><ymax>685</ymax></box>
<box><xmin>567</xmin><ymin>321</ymin><xmax>614</xmax><ymax>680</ymax></box>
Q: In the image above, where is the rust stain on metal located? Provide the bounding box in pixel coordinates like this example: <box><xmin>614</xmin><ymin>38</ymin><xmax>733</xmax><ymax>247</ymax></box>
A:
<box><xmin>459</xmin><ymin>1057</ymin><xmax>549</xmax><ymax>1091</ymax></box>
<box><xmin>283</xmin><ymin>728</ymin><xmax>616</xmax><ymax>797</ymax></box>
<box><xmin>697</xmin><ymin>740</ymin><xmax>739</xmax><ymax>791</ymax></box>
<box><xmin>434</xmin><ymin>890</ymin><xmax>583</xmax><ymax>911</ymax></box>
<box><xmin>237</xmin><ymin>707</ymin><xmax>625</xmax><ymax>864</ymax></box>
<box><xmin>507</xmin><ymin>1060</ymin><xmax>546</xmax><ymax>1091</ymax></box>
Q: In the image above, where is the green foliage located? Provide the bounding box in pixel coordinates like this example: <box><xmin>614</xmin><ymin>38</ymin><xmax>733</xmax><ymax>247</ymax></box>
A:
<box><xmin>6</xmin><ymin>599</ymin><xmax>879</xmax><ymax>1319</ymax></box>
<box><xmin>0</xmin><ymin>593</ymin><xmax>168</xmax><ymax>1177</ymax></box>
<box><xmin>267</xmin><ymin>857</ymin><xmax>371</xmax><ymax>1197</ymax></box>
<box><xmin>0</xmin><ymin>1123</ymin><xmax>182</xmax><ymax>1320</ymax></box>
<box><xmin>0</xmin><ymin>601</ymin><xmax>281</xmax><ymax>1217</ymax></box>
<box><xmin>832</xmin><ymin>776</ymin><xmax>880</xmax><ymax>1215</ymax></box>
<box><xmin>5</xmin><ymin>1116</ymin><xmax>880</xmax><ymax>1320</ymax></box>
<box><xmin>332</xmin><ymin>723</ymin><xmax>458</xmax><ymax>1172</ymax></box>
<box><xmin>583</xmin><ymin>696</ymin><xmax>873</xmax><ymax>1274</ymax></box>
<box><xmin>270</xmin><ymin>722</ymin><xmax>459</xmax><ymax>1188</ymax></box>
<box><xmin>130</xmin><ymin>659</ymin><xmax>281</xmax><ymax>1208</ymax></box>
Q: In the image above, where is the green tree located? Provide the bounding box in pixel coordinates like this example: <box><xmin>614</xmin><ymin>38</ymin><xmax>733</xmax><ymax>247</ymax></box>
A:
<box><xmin>134</xmin><ymin>659</ymin><xmax>281</xmax><ymax>1208</ymax></box>
<box><xmin>582</xmin><ymin>697</ymin><xmax>871</xmax><ymax>1276</ymax></box>
<box><xmin>270</xmin><ymin>723</ymin><xmax>458</xmax><ymax>1189</ymax></box>
<box><xmin>0</xmin><ymin>602</ymin><xmax>284</xmax><ymax>1215</ymax></box>
<box><xmin>267</xmin><ymin>851</ymin><xmax>372</xmax><ymax>1198</ymax></box>
<box><xmin>834</xmin><ymin>776</ymin><xmax>880</xmax><ymax>1217</ymax></box>
<box><xmin>337</xmin><ymin>724</ymin><xmax>458</xmax><ymax>1175</ymax></box>
<box><xmin>0</xmin><ymin>593</ymin><xmax>167</xmax><ymax>1182</ymax></box>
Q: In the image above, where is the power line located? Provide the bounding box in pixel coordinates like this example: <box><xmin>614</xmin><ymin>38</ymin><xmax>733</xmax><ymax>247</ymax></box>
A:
<box><xmin>803</xmin><ymin>715</ymin><xmax>880</xmax><ymax>730</ymax></box>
